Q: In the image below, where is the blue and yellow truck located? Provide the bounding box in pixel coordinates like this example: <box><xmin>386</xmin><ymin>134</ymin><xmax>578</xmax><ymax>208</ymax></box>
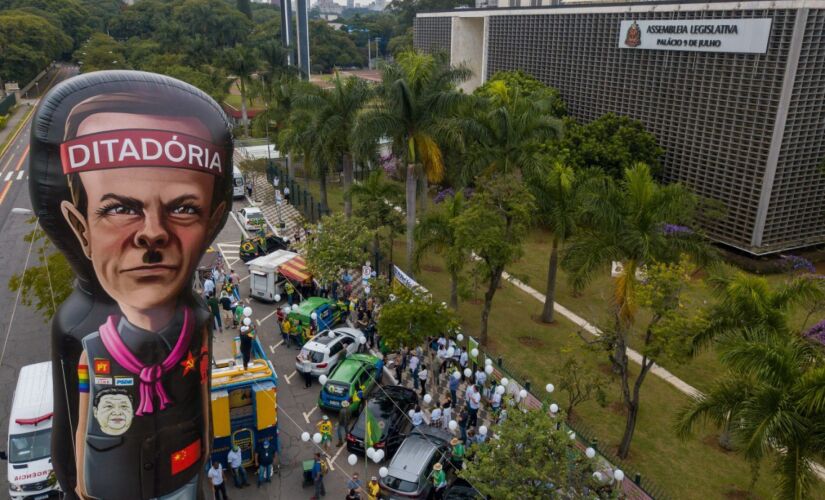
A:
<box><xmin>210</xmin><ymin>335</ymin><xmax>279</xmax><ymax>467</ymax></box>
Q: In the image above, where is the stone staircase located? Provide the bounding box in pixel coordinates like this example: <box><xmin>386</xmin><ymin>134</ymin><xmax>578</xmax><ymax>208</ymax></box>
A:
<box><xmin>247</xmin><ymin>174</ymin><xmax>305</xmax><ymax>241</ymax></box>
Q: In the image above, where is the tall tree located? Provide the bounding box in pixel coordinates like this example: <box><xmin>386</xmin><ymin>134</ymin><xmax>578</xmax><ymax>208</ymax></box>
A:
<box><xmin>220</xmin><ymin>44</ymin><xmax>260</xmax><ymax>137</ymax></box>
<box><xmin>236</xmin><ymin>0</ymin><xmax>252</xmax><ymax>19</ymax></box>
<box><xmin>348</xmin><ymin>170</ymin><xmax>404</xmax><ymax>263</ymax></box>
<box><xmin>377</xmin><ymin>286</ymin><xmax>459</xmax><ymax>349</ymax></box>
<box><xmin>562</xmin><ymin>163</ymin><xmax>714</xmax><ymax>458</ymax></box>
<box><xmin>533</xmin><ymin>162</ymin><xmax>579</xmax><ymax>323</ymax></box>
<box><xmin>279</xmin><ymin>104</ymin><xmax>332</xmax><ymax>209</ymax></box>
<box><xmin>295</xmin><ymin>73</ymin><xmax>371</xmax><ymax>217</ymax></box>
<box><xmin>302</xmin><ymin>213</ymin><xmax>373</xmax><ymax>284</ymax></box>
<box><xmin>454</xmin><ymin>176</ymin><xmax>533</xmax><ymax>345</ymax></box>
<box><xmin>354</xmin><ymin>50</ymin><xmax>470</xmax><ymax>268</ymax></box>
<box><xmin>413</xmin><ymin>192</ymin><xmax>468</xmax><ymax>310</ymax></box>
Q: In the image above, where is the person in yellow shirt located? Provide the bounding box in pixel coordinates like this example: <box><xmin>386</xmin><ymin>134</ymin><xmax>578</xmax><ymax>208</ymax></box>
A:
<box><xmin>317</xmin><ymin>415</ymin><xmax>333</xmax><ymax>451</ymax></box>
<box><xmin>280</xmin><ymin>318</ymin><xmax>292</xmax><ymax>348</ymax></box>
<box><xmin>367</xmin><ymin>476</ymin><xmax>380</xmax><ymax>500</ymax></box>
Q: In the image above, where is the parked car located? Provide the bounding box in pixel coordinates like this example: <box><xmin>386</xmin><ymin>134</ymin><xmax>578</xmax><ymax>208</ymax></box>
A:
<box><xmin>379</xmin><ymin>426</ymin><xmax>452</xmax><ymax>499</ymax></box>
<box><xmin>239</xmin><ymin>233</ymin><xmax>288</xmax><ymax>263</ymax></box>
<box><xmin>287</xmin><ymin>297</ymin><xmax>345</xmax><ymax>345</ymax></box>
<box><xmin>238</xmin><ymin>206</ymin><xmax>265</xmax><ymax>231</ymax></box>
<box><xmin>295</xmin><ymin>327</ymin><xmax>362</xmax><ymax>377</ymax></box>
<box><xmin>318</xmin><ymin>353</ymin><xmax>383</xmax><ymax>412</ymax></box>
<box><xmin>444</xmin><ymin>478</ymin><xmax>483</xmax><ymax>499</ymax></box>
<box><xmin>346</xmin><ymin>385</ymin><xmax>418</xmax><ymax>457</ymax></box>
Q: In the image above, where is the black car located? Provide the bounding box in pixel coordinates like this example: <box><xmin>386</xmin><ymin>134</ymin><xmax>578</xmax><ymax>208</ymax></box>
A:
<box><xmin>239</xmin><ymin>233</ymin><xmax>288</xmax><ymax>262</ymax></box>
<box><xmin>444</xmin><ymin>478</ymin><xmax>485</xmax><ymax>499</ymax></box>
<box><xmin>346</xmin><ymin>385</ymin><xmax>418</xmax><ymax>457</ymax></box>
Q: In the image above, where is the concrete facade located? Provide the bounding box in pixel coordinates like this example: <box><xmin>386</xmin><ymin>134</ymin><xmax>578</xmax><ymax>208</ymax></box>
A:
<box><xmin>414</xmin><ymin>1</ymin><xmax>825</xmax><ymax>255</ymax></box>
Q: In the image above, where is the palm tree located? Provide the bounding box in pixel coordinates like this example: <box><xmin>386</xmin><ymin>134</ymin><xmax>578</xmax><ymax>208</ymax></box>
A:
<box><xmin>562</xmin><ymin>162</ymin><xmax>714</xmax><ymax>458</ymax></box>
<box><xmin>278</xmin><ymin>104</ymin><xmax>330</xmax><ymax>209</ymax></box>
<box><xmin>295</xmin><ymin>73</ymin><xmax>371</xmax><ymax>218</ymax></box>
<box><xmin>414</xmin><ymin>192</ymin><xmax>468</xmax><ymax>310</ymax></box>
<box><xmin>348</xmin><ymin>170</ymin><xmax>404</xmax><ymax>266</ymax></box>
<box><xmin>676</xmin><ymin>327</ymin><xmax>825</xmax><ymax>500</ymax></box>
<box><xmin>220</xmin><ymin>44</ymin><xmax>259</xmax><ymax>137</ymax></box>
<box><xmin>354</xmin><ymin>50</ymin><xmax>470</xmax><ymax>268</ymax></box>
<box><xmin>462</xmin><ymin>82</ymin><xmax>563</xmax><ymax>182</ymax></box>
<box><xmin>534</xmin><ymin>162</ymin><xmax>578</xmax><ymax>323</ymax></box>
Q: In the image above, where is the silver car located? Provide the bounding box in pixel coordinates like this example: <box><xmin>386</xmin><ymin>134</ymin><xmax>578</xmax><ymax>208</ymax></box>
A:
<box><xmin>380</xmin><ymin>426</ymin><xmax>452</xmax><ymax>499</ymax></box>
<box><xmin>294</xmin><ymin>327</ymin><xmax>362</xmax><ymax>377</ymax></box>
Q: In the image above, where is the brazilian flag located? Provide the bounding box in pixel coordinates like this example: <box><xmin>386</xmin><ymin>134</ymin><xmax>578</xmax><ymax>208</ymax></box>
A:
<box><xmin>364</xmin><ymin>402</ymin><xmax>382</xmax><ymax>448</ymax></box>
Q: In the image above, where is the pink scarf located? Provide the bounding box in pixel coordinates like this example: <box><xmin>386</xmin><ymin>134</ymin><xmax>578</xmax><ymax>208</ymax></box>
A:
<box><xmin>99</xmin><ymin>307</ymin><xmax>194</xmax><ymax>416</ymax></box>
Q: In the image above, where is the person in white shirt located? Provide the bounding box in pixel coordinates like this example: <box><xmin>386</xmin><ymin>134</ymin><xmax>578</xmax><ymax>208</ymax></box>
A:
<box><xmin>430</xmin><ymin>403</ymin><xmax>443</xmax><ymax>428</ymax></box>
<box><xmin>459</xmin><ymin>350</ymin><xmax>469</xmax><ymax>376</ymax></box>
<box><xmin>410</xmin><ymin>405</ymin><xmax>425</xmax><ymax>427</ymax></box>
<box><xmin>490</xmin><ymin>389</ymin><xmax>502</xmax><ymax>417</ymax></box>
<box><xmin>436</xmin><ymin>346</ymin><xmax>448</xmax><ymax>377</ymax></box>
<box><xmin>207</xmin><ymin>461</ymin><xmax>228</xmax><ymax>500</ymax></box>
<box><xmin>227</xmin><ymin>444</ymin><xmax>250</xmax><ymax>488</ymax></box>
<box><xmin>441</xmin><ymin>402</ymin><xmax>453</xmax><ymax>429</ymax></box>
<box><xmin>417</xmin><ymin>365</ymin><xmax>429</xmax><ymax>397</ymax></box>
<box><xmin>437</xmin><ymin>336</ymin><xmax>447</xmax><ymax>349</ymax></box>
<box><xmin>409</xmin><ymin>354</ymin><xmax>420</xmax><ymax>389</ymax></box>
<box><xmin>475</xmin><ymin>369</ymin><xmax>488</xmax><ymax>397</ymax></box>
<box><xmin>467</xmin><ymin>385</ymin><xmax>482</xmax><ymax>427</ymax></box>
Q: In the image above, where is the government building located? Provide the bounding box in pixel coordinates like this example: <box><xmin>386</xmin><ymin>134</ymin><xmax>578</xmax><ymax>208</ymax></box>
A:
<box><xmin>414</xmin><ymin>0</ymin><xmax>825</xmax><ymax>255</ymax></box>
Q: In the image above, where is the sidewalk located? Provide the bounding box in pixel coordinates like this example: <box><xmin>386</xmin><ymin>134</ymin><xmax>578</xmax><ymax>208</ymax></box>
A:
<box><xmin>0</xmin><ymin>101</ymin><xmax>34</xmax><ymax>156</ymax></box>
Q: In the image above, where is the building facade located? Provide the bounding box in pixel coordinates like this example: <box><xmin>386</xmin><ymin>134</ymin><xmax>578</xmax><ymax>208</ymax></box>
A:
<box><xmin>414</xmin><ymin>1</ymin><xmax>825</xmax><ymax>255</ymax></box>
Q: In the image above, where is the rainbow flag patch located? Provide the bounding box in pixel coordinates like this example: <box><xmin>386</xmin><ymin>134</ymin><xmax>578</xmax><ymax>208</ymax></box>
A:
<box><xmin>78</xmin><ymin>364</ymin><xmax>90</xmax><ymax>393</ymax></box>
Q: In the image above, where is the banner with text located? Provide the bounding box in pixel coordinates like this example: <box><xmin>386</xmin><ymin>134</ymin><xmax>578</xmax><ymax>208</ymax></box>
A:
<box><xmin>619</xmin><ymin>18</ymin><xmax>772</xmax><ymax>54</ymax></box>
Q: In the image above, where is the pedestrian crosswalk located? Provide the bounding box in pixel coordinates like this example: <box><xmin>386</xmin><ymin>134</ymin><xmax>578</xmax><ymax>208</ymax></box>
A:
<box><xmin>216</xmin><ymin>241</ymin><xmax>241</xmax><ymax>267</ymax></box>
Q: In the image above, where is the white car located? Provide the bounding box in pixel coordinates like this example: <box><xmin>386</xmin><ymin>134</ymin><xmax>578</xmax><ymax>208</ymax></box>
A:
<box><xmin>295</xmin><ymin>327</ymin><xmax>363</xmax><ymax>377</ymax></box>
<box><xmin>238</xmin><ymin>207</ymin><xmax>265</xmax><ymax>231</ymax></box>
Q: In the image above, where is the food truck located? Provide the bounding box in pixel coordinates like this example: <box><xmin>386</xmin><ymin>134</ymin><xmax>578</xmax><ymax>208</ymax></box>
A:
<box><xmin>210</xmin><ymin>333</ymin><xmax>279</xmax><ymax>468</ymax></box>
<box><xmin>286</xmin><ymin>297</ymin><xmax>345</xmax><ymax>346</ymax></box>
<box><xmin>246</xmin><ymin>250</ymin><xmax>310</xmax><ymax>302</ymax></box>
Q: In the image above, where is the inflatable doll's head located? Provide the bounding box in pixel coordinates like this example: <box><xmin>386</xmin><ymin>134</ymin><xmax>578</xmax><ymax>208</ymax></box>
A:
<box><xmin>30</xmin><ymin>71</ymin><xmax>233</xmax><ymax>318</ymax></box>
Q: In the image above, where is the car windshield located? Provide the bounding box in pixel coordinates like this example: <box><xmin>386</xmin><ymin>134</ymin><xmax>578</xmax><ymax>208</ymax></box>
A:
<box><xmin>9</xmin><ymin>428</ymin><xmax>51</xmax><ymax>463</ymax></box>
<box><xmin>246</xmin><ymin>210</ymin><xmax>262</xmax><ymax>218</ymax></box>
<box><xmin>384</xmin><ymin>475</ymin><xmax>418</xmax><ymax>493</ymax></box>
<box><xmin>325</xmin><ymin>382</ymin><xmax>349</xmax><ymax>396</ymax></box>
<box><xmin>234</xmin><ymin>177</ymin><xmax>244</xmax><ymax>187</ymax></box>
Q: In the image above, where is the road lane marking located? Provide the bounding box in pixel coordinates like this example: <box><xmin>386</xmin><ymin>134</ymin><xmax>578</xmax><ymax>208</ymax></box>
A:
<box><xmin>302</xmin><ymin>405</ymin><xmax>317</xmax><ymax>423</ymax></box>
<box><xmin>239</xmin><ymin>274</ymin><xmax>250</xmax><ymax>282</ymax></box>
<box><xmin>269</xmin><ymin>341</ymin><xmax>283</xmax><ymax>353</ymax></box>
<box><xmin>0</xmin><ymin>181</ymin><xmax>13</xmax><ymax>206</ymax></box>
<box><xmin>328</xmin><ymin>443</ymin><xmax>346</xmax><ymax>471</ymax></box>
<box><xmin>16</xmin><ymin>170</ymin><xmax>23</xmax><ymax>180</ymax></box>
<box><xmin>284</xmin><ymin>370</ymin><xmax>297</xmax><ymax>385</ymax></box>
<box><xmin>256</xmin><ymin>309</ymin><xmax>277</xmax><ymax>326</ymax></box>
<box><xmin>12</xmin><ymin>145</ymin><xmax>29</xmax><ymax>172</ymax></box>
<box><xmin>4</xmin><ymin>172</ymin><xmax>11</xmax><ymax>181</ymax></box>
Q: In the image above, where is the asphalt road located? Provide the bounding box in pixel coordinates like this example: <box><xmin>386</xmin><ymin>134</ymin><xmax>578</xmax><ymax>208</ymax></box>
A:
<box><xmin>0</xmin><ymin>64</ymin><xmax>384</xmax><ymax>497</ymax></box>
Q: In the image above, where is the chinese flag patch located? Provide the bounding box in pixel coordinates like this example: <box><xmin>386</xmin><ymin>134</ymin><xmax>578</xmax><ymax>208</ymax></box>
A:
<box><xmin>94</xmin><ymin>358</ymin><xmax>110</xmax><ymax>375</ymax></box>
<box><xmin>170</xmin><ymin>439</ymin><xmax>201</xmax><ymax>475</ymax></box>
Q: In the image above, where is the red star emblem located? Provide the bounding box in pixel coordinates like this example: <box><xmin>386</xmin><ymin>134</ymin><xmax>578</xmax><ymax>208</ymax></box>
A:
<box><xmin>180</xmin><ymin>351</ymin><xmax>196</xmax><ymax>376</ymax></box>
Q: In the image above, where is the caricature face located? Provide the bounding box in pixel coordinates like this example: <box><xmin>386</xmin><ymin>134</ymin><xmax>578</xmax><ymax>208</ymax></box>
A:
<box><xmin>94</xmin><ymin>394</ymin><xmax>134</xmax><ymax>435</ymax></box>
<box><xmin>78</xmin><ymin>167</ymin><xmax>215</xmax><ymax>310</ymax></box>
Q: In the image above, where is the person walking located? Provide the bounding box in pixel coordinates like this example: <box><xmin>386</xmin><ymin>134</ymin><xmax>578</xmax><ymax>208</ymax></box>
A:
<box><xmin>317</xmin><ymin>415</ymin><xmax>333</xmax><ymax>451</ymax></box>
<box><xmin>417</xmin><ymin>364</ymin><xmax>429</xmax><ymax>398</ymax></box>
<box><xmin>301</xmin><ymin>354</ymin><xmax>313</xmax><ymax>388</ymax></box>
<box><xmin>436</xmin><ymin>345</ymin><xmax>448</xmax><ymax>378</ymax></box>
<box><xmin>283</xmin><ymin>184</ymin><xmax>290</xmax><ymax>204</ymax></box>
<box><xmin>441</xmin><ymin>400</ymin><xmax>452</xmax><ymax>429</ymax></box>
<box><xmin>254</xmin><ymin>439</ymin><xmax>275</xmax><ymax>487</ymax></box>
<box><xmin>208</xmin><ymin>461</ymin><xmax>229</xmax><ymax>500</ymax></box>
<box><xmin>475</xmin><ymin>368</ymin><xmax>488</xmax><ymax>398</ymax></box>
<box><xmin>449</xmin><ymin>371</ymin><xmax>460</xmax><ymax>405</ymax></box>
<box><xmin>285</xmin><ymin>280</ymin><xmax>296</xmax><ymax>306</ymax></box>
<box><xmin>219</xmin><ymin>291</ymin><xmax>234</xmax><ymax>327</ymax></box>
<box><xmin>366</xmin><ymin>476</ymin><xmax>380</xmax><ymax>500</ymax></box>
<box><xmin>449</xmin><ymin>438</ymin><xmax>465</xmax><ymax>473</ymax></box>
<box><xmin>227</xmin><ymin>444</ymin><xmax>250</xmax><ymax>488</ymax></box>
<box><xmin>336</xmin><ymin>401</ymin><xmax>351</xmax><ymax>447</ymax></box>
<box><xmin>430</xmin><ymin>402</ymin><xmax>442</xmax><ymax>429</ymax></box>
<box><xmin>207</xmin><ymin>292</ymin><xmax>222</xmax><ymax>333</ymax></box>
<box><xmin>393</xmin><ymin>350</ymin><xmax>405</xmax><ymax>384</ymax></box>
<box><xmin>310</xmin><ymin>453</ymin><xmax>327</xmax><ymax>499</ymax></box>
<box><xmin>246</xmin><ymin>178</ymin><xmax>253</xmax><ymax>198</ymax></box>
<box><xmin>203</xmin><ymin>275</ymin><xmax>215</xmax><ymax>299</ymax></box>
<box><xmin>230</xmin><ymin>270</ymin><xmax>241</xmax><ymax>301</ymax></box>
<box><xmin>239</xmin><ymin>324</ymin><xmax>255</xmax><ymax>370</ymax></box>
<box><xmin>409</xmin><ymin>353</ymin><xmax>420</xmax><ymax>390</ymax></box>
<box><xmin>431</xmin><ymin>463</ymin><xmax>447</xmax><ymax>499</ymax></box>
<box><xmin>281</xmin><ymin>317</ymin><xmax>292</xmax><ymax>348</ymax></box>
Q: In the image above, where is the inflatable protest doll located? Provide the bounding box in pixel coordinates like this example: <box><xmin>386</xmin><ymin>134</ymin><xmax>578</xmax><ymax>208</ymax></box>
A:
<box><xmin>29</xmin><ymin>71</ymin><xmax>233</xmax><ymax>499</ymax></box>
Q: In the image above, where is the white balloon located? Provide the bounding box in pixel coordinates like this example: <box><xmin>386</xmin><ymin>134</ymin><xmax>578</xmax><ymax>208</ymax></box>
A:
<box><xmin>283</xmin><ymin>307</ymin><xmax>291</xmax><ymax>314</ymax></box>
<box><xmin>379</xmin><ymin>466</ymin><xmax>389</xmax><ymax>478</ymax></box>
<box><xmin>301</xmin><ymin>432</ymin><xmax>310</xmax><ymax>442</ymax></box>
<box><xmin>518</xmin><ymin>389</ymin><xmax>528</xmax><ymax>400</ymax></box>
<box><xmin>243</xmin><ymin>307</ymin><xmax>253</xmax><ymax>317</ymax></box>
<box><xmin>347</xmin><ymin>454</ymin><xmax>357</xmax><ymax>466</ymax></box>
<box><xmin>389</xmin><ymin>294</ymin><xmax>396</xmax><ymax>301</ymax></box>
<box><xmin>568</xmin><ymin>431</ymin><xmax>576</xmax><ymax>440</ymax></box>
<box><xmin>545</xmin><ymin>383</ymin><xmax>555</xmax><ymax>394</ymax></box>
<box><xmin>478</xmin><ymin>425</ymin><xmax>487</xmax><ymax>436</ymax></box>
<box><xmin>463</xmin><ymin>368</ymin><xmax>472</xmax><ymax>378</ymax></box>
<box><xmin>614</xmin><ymin>469</ymin><xmax>625</xmax><ymax>481</ymax></box>
<box><xmin>452</xmin><ymin>371</ymin><xmax>461</xmax><ymax>380</ymax></box>
<box><xmin>244</xmin><ymin>317</ymin><xmax>253</xmax><ymax>326</ymax></box>
<box><xmin>446</xmin><ymin>347</ymin><xmax>455</xmax><ymax>357</ymax></box>
<box><xmin>549</xmin><ymin>403</ymin><xmax>559</xmax><ymax>414</ymax></box>
<box><xmin>366</xmin><ymin>447</ymin><xmax>376</xmax><ymax>459</ymax></box>
<box><xmin>291</xmin><ymin>304</ymin><xmax>299</xmax><ymax>311</ymax></box>
<box><xmin>456</xmin><ymin>333</ymin><xmax>464</xmax><ymax>342</ymax></box>
<box><xmin>448</xmin><ymin>420</ymin><xmax>458</xmax><ymax>431</ymax></box>
<box><xmin>358</xmin><ymin>336</ymin><xmax>367</xmax><ymax>345</ymax></box>
<box><xmin>365</xmin><ymin>286</ymin><xmax>371</xmax><ymax>295</ymax></box>
<box><xmin>311</xmin><ymin>312</ymin><xmax>318</xmax><ymax>320</ymax></box>
<box><xmin>484</xmin><ymin>358</ymin><xmax>493</xmax><ymax>366</ymax></box>
<box><xmin>319</xmin><ymin>375</ymin><xmax>328</xmax><ymax>385</ymax></box>
<box><xmin>373</xmin><ymin>449</ymin><xmax>384</xmax><ymax>462</ymax></box>
<box><xmin>585</xmin><ymin>447</ymin><xmax>596</xmax><ymax>459</ymax></box>
<box><xmin>423</xmin><ymin>394</ymin><xmax>432</xmax><ymax>404</ymax></box>
<box><xmin>500</xmin><ymin>378</ymin><xmax>509</xmax><ymax>387</ymax></box>
<box><xmin>593</xmin><ymin>471</ymin><xmax>604</xmax><ymax>483</ymax></box>
<box><xmin>274</xmin><ymin>294</ymin><xmax>281</xmax><ymax>302</ymax></box>
<box><xmin>312</xmin><ymin>433</ymin><xmax>322</xmax><ymax>444</ymax></box>
<box><xmin>495</xmin><ymin>385</ymin><xmax>505</xmax><ymax>395</ymax></box>
<box><xmin>328</xmin><ymin>330</ymin><xmax>335</xmax><ymax>338</ymax></box>
<box><xmin>470</xmin><ymin>348</ymin><xmax>479</xmax><ymax>358</ymax></box>
<box><xmin>484</xmin><ymin>365</ymin><xmax>493</xmax><ymax>375</ymax></box>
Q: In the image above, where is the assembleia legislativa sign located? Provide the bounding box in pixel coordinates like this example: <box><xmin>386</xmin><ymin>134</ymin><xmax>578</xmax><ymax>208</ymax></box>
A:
<box><xmin>619</xmin><ymin>19</ymin><xmax>772</xmax><ymax>54</ymax></box>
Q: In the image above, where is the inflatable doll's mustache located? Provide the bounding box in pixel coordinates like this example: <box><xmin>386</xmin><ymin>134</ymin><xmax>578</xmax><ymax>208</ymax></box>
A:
<box><xmin>143</xmin><ymin>250</ymin><xmax>163</xmax><ymax>264</ymax></box>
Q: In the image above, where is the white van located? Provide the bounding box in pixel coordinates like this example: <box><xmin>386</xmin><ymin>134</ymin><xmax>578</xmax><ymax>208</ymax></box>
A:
<box><xmin>232</xmin><ymin>166</ymin><xmax>245</xmax><ymax>198</ymax></box>
<box><xmin>3</xmin><ymin>362</ymin><xmax>59</xmax><ymax>499</ymax></box>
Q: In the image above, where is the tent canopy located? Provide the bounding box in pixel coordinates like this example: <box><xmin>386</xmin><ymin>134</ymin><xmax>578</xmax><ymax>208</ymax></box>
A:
<box><xmin>279</xmin><ymin>254</ymin><xmax>310</xmax><ymax>283</ymax></box>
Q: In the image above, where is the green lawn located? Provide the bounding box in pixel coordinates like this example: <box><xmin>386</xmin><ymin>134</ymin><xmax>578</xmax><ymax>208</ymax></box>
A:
<box><xmin>405</xmin><ymin>244</ymin><xmax>820</xmax><ymax>500</ymax></box>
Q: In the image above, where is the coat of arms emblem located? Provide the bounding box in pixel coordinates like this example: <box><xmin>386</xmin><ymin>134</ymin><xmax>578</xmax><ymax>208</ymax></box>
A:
<box><xmin>625</xmin><ymin>20</ymin><xmax>642</xmax><ymax>47</ymax></box>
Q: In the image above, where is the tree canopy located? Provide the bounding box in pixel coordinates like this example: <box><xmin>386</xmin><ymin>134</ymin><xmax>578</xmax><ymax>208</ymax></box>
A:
<box><xmin>302</xmin><ymin>213</ymin><xmax>373</xmax><ymax>284</ymax></box>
